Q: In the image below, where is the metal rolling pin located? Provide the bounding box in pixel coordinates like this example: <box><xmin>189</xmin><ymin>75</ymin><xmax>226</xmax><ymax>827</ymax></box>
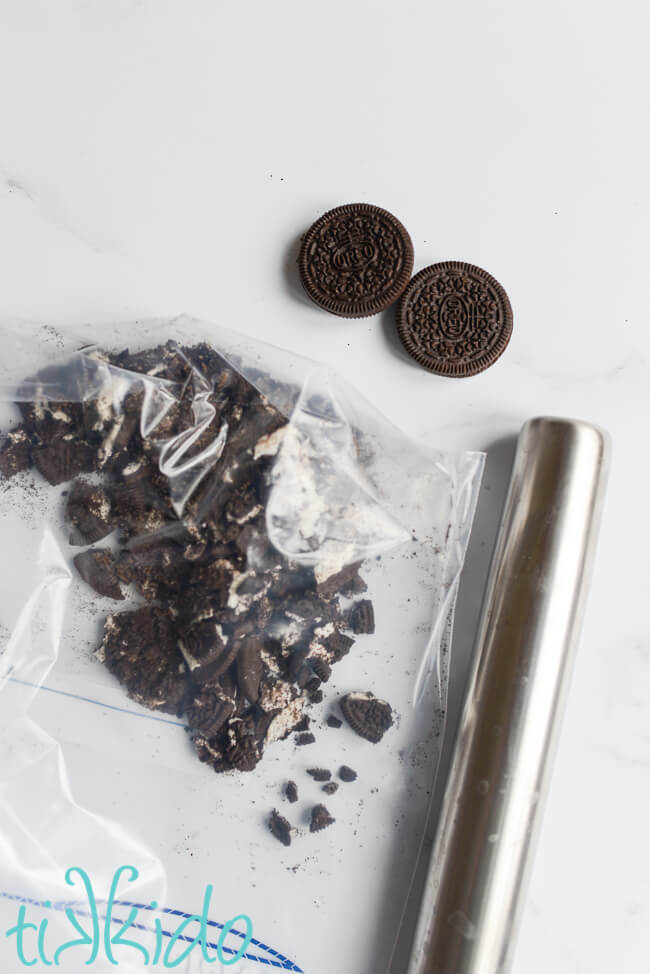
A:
<box><xmin>407</xmin><ymin>417</ymin><xmax>610</xmax><ymax>974</ymax></box>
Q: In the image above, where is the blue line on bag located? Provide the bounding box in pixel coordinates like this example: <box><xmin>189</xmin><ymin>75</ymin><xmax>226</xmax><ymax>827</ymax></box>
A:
<box><xmin>0</xmin><ymin>892</ymin><xmax>303</xmax><ymax>970</ymax></box>
<box><xmin>7</xmin><ymin>677</ymin><xmax>186</xmax><ymax>727</ymax></box>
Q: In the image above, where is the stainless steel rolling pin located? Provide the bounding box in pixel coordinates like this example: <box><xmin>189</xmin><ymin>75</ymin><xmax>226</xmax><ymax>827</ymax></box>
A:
<box><xmin>407</xmin><ymin>416</ymin><xmax>610</xmax><ymax>974</ymax></box>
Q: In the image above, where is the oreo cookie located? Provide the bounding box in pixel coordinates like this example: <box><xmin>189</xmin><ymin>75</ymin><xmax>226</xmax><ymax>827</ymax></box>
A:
<box><xmin>299</xmin><ymin>203</ymin><xmax>414</xmax><ymax>318</ymax></box>
<box><xmin>396</xmin><ymin>261</ymin><xmax>513</xmax><ymax>377</ymax></box>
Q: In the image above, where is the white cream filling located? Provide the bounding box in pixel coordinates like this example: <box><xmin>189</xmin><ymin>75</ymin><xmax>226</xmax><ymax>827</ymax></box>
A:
<box><xmin>8</xmin><ymin>429</ymin><xmax>29</xmax><ymax>444</ymax></box>
<box><xmin>49</xmin><ymin>407</ymin><xmax>73</xmax><ymax>423</ymax></box>
<box><xmin>260</xmin><ymin>649</ymin><xmax>282</xmax><ymax>676</ymax></box>
<box><xmin>98</xmin><ymin>414</ymin><xmax>125</xmax><ymax>463</ymax></box>
<box><xmin>253</xmin><ymin>425</ymin><xmax>286</xmax><ymax>460</ymax></box>
<box><xmin>265</xmin><ymin>697</ymin><xmax>305</xmax><ymax>745</ymax></box>
<box><xmin>258</xmin><ymin>679</ymin><xmax>295</xmax><ymax>713</ymax></box>
<box><xmin>92</xmin><ymin>391</ymin><xmax>115</xmax><ymax>429</ymax></box>
<box><xmin>227</xmin><ymin>569</ymin><xmax>266</xmax><ymax>615</ymax></box>
<box><xmin>233</xmin><ymin>503</ymin><xmax>262</xmax><ymax>526</ymax></box>
<box><xmin>178</xmin><ymin>625</ymin><xmax>227</xmax><ymax>671</ymax></box>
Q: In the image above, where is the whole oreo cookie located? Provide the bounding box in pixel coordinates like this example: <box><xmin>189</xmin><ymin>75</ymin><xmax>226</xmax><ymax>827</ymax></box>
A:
<box><xmin>396</xmin><ymin>261</ymin><xmax>513</xmax><ymax>377</ymax></box>
<box><xmin>299</xmin><ymin>203</ymin><xmax>414</xmax><ymax>318</ymax></box>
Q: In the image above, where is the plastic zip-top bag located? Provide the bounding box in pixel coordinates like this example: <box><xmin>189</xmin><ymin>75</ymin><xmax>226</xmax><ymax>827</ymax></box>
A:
<box><xmin>0</xmin><ymin>316</ymin><xmax>483</xmax><ymax>974</ymax></box>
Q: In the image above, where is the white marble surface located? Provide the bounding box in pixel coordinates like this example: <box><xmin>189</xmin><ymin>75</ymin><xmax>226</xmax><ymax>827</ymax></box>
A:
<box><xmin>0</xmin><ymin>1</ymin><xmax>648</xmax><ymax>971</ymax></box>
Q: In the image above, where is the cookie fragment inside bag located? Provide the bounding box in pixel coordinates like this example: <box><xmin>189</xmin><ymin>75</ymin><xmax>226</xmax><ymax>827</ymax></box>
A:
<box><xmin>98</xmin><ymin>606</ymin><xmax>187</xmax><ymax>715</ymax></box>
<box><xmin>67</xmin><ymin>479</ymin><xmax>113</xmax><ymax>545</ymax></box>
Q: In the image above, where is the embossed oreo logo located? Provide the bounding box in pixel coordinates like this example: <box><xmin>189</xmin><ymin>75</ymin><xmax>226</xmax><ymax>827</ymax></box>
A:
<box><xmin>332</xmin><ymin>239</ymin><xmax>377</xmax><ymax>271</ymax></box>
<box><xmin>396</xmin><ymin>260</ymin><xmax>513</xmax><ymax>376</ymax></box>
<box><xmin>438</xmin><ymin>294</ymin><xmax>469</xmax><ymax>339</ymax></box>
<box><xmin>299</xmin><ymin>203</ymin><xmax>414</xmax><ymax>316</ymax></box>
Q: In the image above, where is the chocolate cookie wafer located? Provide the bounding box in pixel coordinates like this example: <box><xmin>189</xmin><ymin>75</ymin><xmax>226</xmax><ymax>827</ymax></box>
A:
<box><xmin>396</xmin><ymin>261</ymin><xmax>513</xmax><ymax>377</ymax></box>
<box><xmin>299</xmin><ymin>203</ymin><xmax>414</xmax><ymax>318</ymax></box>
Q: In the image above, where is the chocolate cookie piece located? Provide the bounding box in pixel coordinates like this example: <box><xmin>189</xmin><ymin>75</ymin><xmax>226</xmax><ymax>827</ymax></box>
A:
<box><xmin>292</xmin><ymin>714</ymin><xmax>310</xmax><ymax>733</ymax></box>
<box><xmin>67</xmin><ymin>479</ymin><xmax>113</xmax><ymax>545</ymax></box>
<box><xmin>99</xmin><ymin>606</ymin><xmax>186</xmax><ymax>714</ymax></box>
<box><xmin>94</xmin><ymin>400</ymin><xmax>143</xmax><ymax>473</ymax></box>
<box><xmin>346</xmin><ymin>599</ymin><xmax>375</xmax><ymax>635</ymax></box>
<box><xmin>178</xmin><ymin>619</ymin><xmax>235</xmax><ymax>682</ymax></box>
<box><xmin>285</xmin><ymin>780</ymin><xmax>299</xmax><ymax>804</ymax></box>
<box><xmin>263</xmin><ymin>691</ymin><xmax>306</xmax><ymax>744</ymax></box>
<box><xmin>322</xmin><ymin>630</ymin><xmax>354</xmax><ymax>661</ymax></box>
<box><xmin>237</xmin><ymin>637</ymin><xmax>263</xmax><ymax>703</ymax></box>
<box><xmin>110</xmin><ymin>343</ymin><xmax>179</xmax><ymax>378</ymax></box>
<box><xmin>327</xmin><ymin>715</ymin><xmax>342</xmax><ymax>729</ymax></box>
<box><xmin>322</xmin><ymin>782</ymin><xmax>339</xmax><ymax>795</ymax></box>
<box><xmin>295</xmin><ymin>732</ymin><xmax>316</xmax><ymax>746</ymax></box>
<box><xmin>309</xmin><ymin>803</ymin><xmax>335</xmax><ymax>833</ymax></box>
<box><xmin>396</xmin><ymin>261</ymin><xmax>513</xmax><ymax>377</ymax></box>
<box><xmin>193</xmin><ymin>732</ymin><xmax>230</xmax><ymax>773</ymax></box>
<box><xmin>339</xmin><ymin>765</ymin><xmax>358</xmax><ymax>782</ymax></box>
<box><xmin>269</xmin><ymin>809</ymin><xmax>293</xmax><ymax>847</ymax></box>
<box><xmin>315</xmin><ymin>561</ymin><xmax>366</xmax><ymax>599</ymax></box>
<box><xmin>186</xmin><ymin>685</ymin><xmax>235</xmax><ymax>739</ymax></box>
<box><xmin>73</xmin><ymin>549</ymin><xmax>124</xmax><ymax>600</ymax></box>
<box><xmin>306</xmin><ymin>768</ymin><xmax>331</xmax><ymax>782</ymax></box>
<box><xmin>299</xmin><ymin>203</ymin><xmax>414</xmax><ymax>319</ymax></box>
<box><xmin>185</xmin><ymin>558</ymin><xmax>233</xmax><ymax>603</ymax></box>
<box><xmin>20</xmin><ymin>398</ymin><xmax>81</xmax><ymax>445</ymax></box>
<box><xmin>0</xmin><ymin>428</ymin><xmax>32</xmax><ymax>478</ymax></box>
<box><xmin>32</xmin><ymin>438</ymin><xmax>94</xmax><ymax>485</ymax></box>
<box><xmin>340</xmin><ymin>692</ymin><xmax>394</xmax><ymax>743</ymax></box>
<box><xmin>225</xmin><ymin>714</ymin><xmax>263</xmax><ymax>772</ymax></box>
<box><xmin>118</xmin><ymin>537</ymin><xmax>190</xmax><ymax>602</ymax></box>
<box><xmin>310</xmin><ymin>658</ymin><xmax>331</xmax><ymax>683</ymax></box>
<box><xmin>111</xmin><ymin>462</ymin><xmax>174</xmax><ymax>537</ymax></box>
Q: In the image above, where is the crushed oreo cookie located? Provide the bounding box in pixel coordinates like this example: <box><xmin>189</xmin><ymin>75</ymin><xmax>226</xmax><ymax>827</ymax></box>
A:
<box><xmin>269</xmin><ymin>809</ymin><xmax>293</xmax><ymax>847</ymax></box>
<box><xmin>67</xmin><ymin>479</ymin><xmax>113</xmax><ymax>545</ymax></box>
<box><xmin>309</xmin><ymin>803</ymin><xmax>335</xmax><ymax>833</ymax></box>
<box><xmin>346</xmin><ymin>598</ymin><xmax>375</xmax><ymax>634</ymax></box>
<box><xmin>73</xmin><ymin>549</ymin><xmax>124</xmax><ymax>601</ymax></box>
<box><xmin>285</xmin><ymin>781</ymin><xmax>299</xmax><ymax>804</ymax></box>
<box><xmin>322</xmin><ymin>782</ymin><xmax>339</xmax><ymax>796</ymax></box>
<box><xmin>1</xmin><ymin>343</ymin><xmax>395</xmax><ymax>800</ymax></box>
<box><xmin>339</xmin><ymin>765</ymin><xmax>358</xmax><ymax>782</ymax></box>
<box><xmin>0</xmin><ymin>428</ymin><xmax>31</xmax><ymax>478</ymax></box>
<box><xmin>306</xmin><ymin>768</ymin><xmax>331</xmax><ymax>782</ymax></box>
<box><xmin>295</xmin><ymin>732</ymin><xmax>316</xmax><ymax>746</ymax></box>
<box><xmin>326</xmin><ymin>715</ymin><xmax>342</xmax><ymax>729</ymax></box>
<box><xmin>340</xmin><ymin>692</ymin><xmax>394</xmax><ymax>743</ymax></box>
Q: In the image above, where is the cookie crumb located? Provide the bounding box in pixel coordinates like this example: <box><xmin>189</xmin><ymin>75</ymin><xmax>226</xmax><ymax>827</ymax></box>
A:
<box><xmin>295</xmin><ymin>732</ymin><xmax>316</xmax><ymax>746</ymax></box>
<box><xmin>285</xmin><ymin>781</ymin><xmax>298</xmax><ymax>804</ymax></box>
<box><xmin>310</xmin><ymin>804</ymin><xmax>335</xmax><ymax>833</ymax></box>
<box><xmin>306</xmin><ymin>768</ymin><xmax>331</xmax><ymax>782</ymax></box>
<box><xmin>339</xmin><ymin>765</ymin><xmax>358</xmax><ymax>782</ymax></box>
<box><xmin>346</xmin><ymin>599</ymin><xmax>375</xmax><ymax>634</ymax></box>
<box><xmin>269</xmin><ymin>809</ymin><xmax>293</xmax><ymax>847</ymax></box>
<box><xmin>326</xmin><ymin>715</ymin><xmax>342</xmax><ymax>728</ymax></box>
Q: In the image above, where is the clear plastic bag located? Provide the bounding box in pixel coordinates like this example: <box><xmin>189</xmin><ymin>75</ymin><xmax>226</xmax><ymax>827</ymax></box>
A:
<box><xmin>0</xmin><ymin>315</ymin><xmax>483</xmax><ymax>973</ymax></box>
